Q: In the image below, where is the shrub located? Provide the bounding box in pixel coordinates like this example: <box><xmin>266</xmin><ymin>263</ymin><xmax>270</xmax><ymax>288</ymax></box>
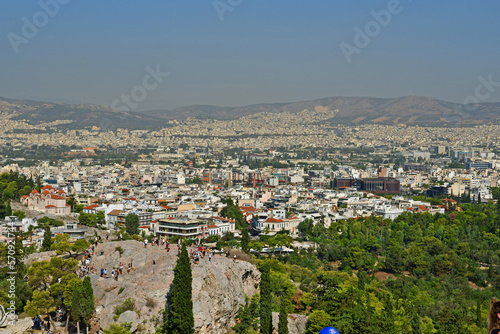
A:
<box><xmin>114</xmin><ymin>298</ymin><xmax>136</xmax><ymax>316</ymax></box>
<box><xmin>115</xmin><ymin>246</ymin><xmax>124</xmax><ymax>257</ymax></box>
<box><xmin>145</xmin><ymin>297</ymin><xmax>157</xmax><ymax>309</ymax></box>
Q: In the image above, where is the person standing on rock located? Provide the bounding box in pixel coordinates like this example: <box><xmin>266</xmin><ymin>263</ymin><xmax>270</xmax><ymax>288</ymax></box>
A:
<box><xmin>234</xmin><ymin>254</ymin><xmax>237</xmax><ymax>262</ymax></box>
<box><xmin>104</xmin><ymin>269</ymin><xmax>107</xmax><ymax>278</ymax></box>
<box><xmin>209</xmin><ymin>252</ymin><xmax>212</xmax><ymax>262</ymax></box>
<box><xmin>144</xmin><ymin>239</ymin><xmax>148</xmax><ymax>248</ymax></box>
<box><xmin>120</xmin><ymin>233</ymin><xmax>123</xmax><ymax>241</ymax></box>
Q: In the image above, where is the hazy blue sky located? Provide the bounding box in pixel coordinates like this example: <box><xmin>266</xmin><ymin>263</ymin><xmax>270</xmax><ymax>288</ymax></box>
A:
<box><xmin>1</xmin><ymin>0</ymin><xmax>499</xmax><ymax>110</ymax></box>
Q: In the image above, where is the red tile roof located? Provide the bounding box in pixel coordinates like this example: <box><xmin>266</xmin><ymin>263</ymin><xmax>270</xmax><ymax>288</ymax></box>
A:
<box><xmin>265</xmin><ymin>217</ymin><xmax>285</xmax><ymax>223</ymax></box>
<box><xmin>51</xmin><ymin>195</ymin><xmax>66</xmax><ymax>200</ymax></box>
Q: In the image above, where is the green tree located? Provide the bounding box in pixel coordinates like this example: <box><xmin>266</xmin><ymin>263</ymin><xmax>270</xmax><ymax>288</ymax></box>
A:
<box><xmin>233</xmin><ymin>295</ymin><xmax>259</xmax><ymax>334</ymax></box>
<box><xmin>72</xmin><ymin>239</ymin><xmax>90</xmax><ymax>254</ymax></box>
<box><xmin>260</xmin><ymin>262</ymin><xmax>273</xmax><ymax>334</ymax></box>
<box><xmin>42</xmin><ymin>226</ymin><xmax>52</xmax><ymax>251</ymax></box>
<box><xmin>241</xmin><ymin>227</ymin><xmax>250</xmax><ymax>253</ymax></box>
<box><xmin>80</xmin><ymin>276</ymin><xmax>95</xmax><ymax>331</ymax></box>
<box><xmin>410</xmin><ymin>305</ymin><xmax>422</xmax><ymax>334</ymax></box>
<box><xmin>62</xmin><ymin>275</ymin><xmax>82</xmax><ymax>332</ymax></box>
<box><xmin>298</xmin><ymin>219</ymin><xmax>314</xmax><ymax>237</ymax></box>
<box><xmin>13</xmin><ymin>210</ymin><xmax>26</xmax><ymax>220</ymax></box>
<box><xmin>71</xmin><ymin>280</ymin><xmax>83</xmax><ymax>334</ymax></box>
<box><xmin>97</xmin><ymin>211</ymin><xmax>106</xmax><ymax>225</ymax></box>
<box><xmin>305</xmin><ymin>310</ymin><xmax>332</xmax><ymax>334</ymax></box>
<box><xmin>125</xmin><ymin>213</ymin><xmax>139</xmax><ymax>235</ymax></box>
<box><xmin>165</xmin><ymin>243</ymin><xmax>194</xmax><ymax>334</ymax></box>
<box><xmin>278</xmin><ymin>294</ymin><xmax>289</xmax><ymax>334</ymax></box>
<box><xmin>5</xmin><ymin>200</ymin><xmax>12</xmax><ymax>217</ymax></box>
<box><xmin>51</xmin><ymin>234</ymin><xmax>73</xmax><ymax>256</ymax></box>
<box><xmin>380</xmin><ymin>294</ymin><xmax>397</xmax><ymax>334</ymax></box>
<box><xmin>220</xmin><ymin>197</ymin><xmax>246</xmax><ymax>229</ymax></box>
<box><xmin>24</xmin><ymin>290</ymin><xmax>55</xmax><ymax>318</ymax></box>
<box><xmin>67</xmin><ymin>196</ymin><xmax>77</xmax><ymax>212</ymax></box>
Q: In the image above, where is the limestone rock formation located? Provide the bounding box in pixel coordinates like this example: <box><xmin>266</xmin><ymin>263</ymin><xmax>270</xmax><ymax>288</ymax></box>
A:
<box><xmin>272</xmin><ymin>312</ymin><xmax>309</xmax><ymax>334</ymax></box>
<box><xmin>1</xmin><ymin>317</ymin><xmax>32</xmax><ymax>334</ymax></box>
<box><xmin>91</xmin><ymin>240</ymin><xmax>260</xmax><ymax>333</ymax></box>
<box><xmin>117</xmin><ymin>310</ymin><xmax>140</xmax><ymax>332</ymax></box>
<box><xmin>24</xmin><ymin>250</ymin><xmax>57</xmax><ymax>267</ymax></box>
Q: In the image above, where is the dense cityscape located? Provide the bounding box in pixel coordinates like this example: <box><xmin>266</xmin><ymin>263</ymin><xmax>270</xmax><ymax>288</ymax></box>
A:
<box><xmin>2</xmin><ymin>1</ymin><xmax>500</xmax><ymax>334</ymax></box>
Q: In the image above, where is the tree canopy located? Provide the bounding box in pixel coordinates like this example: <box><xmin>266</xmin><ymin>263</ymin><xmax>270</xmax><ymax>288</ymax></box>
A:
<box><xmin>125</xmin><ymin>213</ymin><xmax>140</xmax><ymax>235</ymax></box>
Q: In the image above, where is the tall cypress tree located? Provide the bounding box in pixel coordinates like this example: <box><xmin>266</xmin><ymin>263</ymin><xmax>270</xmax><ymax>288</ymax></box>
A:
<box><xmin>241</xmin><ymin>227</ymin><xmax>250</xmax><ymax>253</ymax></box>
<box><xmin>260</xmin><ymin>261</ymin><xmax>273</xmax><ymax>334</ymax></box>
<box><xmin>80</xmin><ymin>276</ymin><xmax>95</xmax><ymax>331</ymax></box>
<box><xmin>5</xmin><ymin>200</ymin><xmax>12</xmax><ymax>217</ymax></box>
<box><xmin>42</xmin><ymin>226</ymin><xmax>52</xmax><ymax>251</ymax></box>
<box><xmin>71</xmin><ymin>280</ymin><xmax>83</xmax><ymax>334</ymax></box>
<box><xmin>166</xmin><ymin>243</ymin><xmax>194</xmax><ymax>334</ymax></box>
<box><xmin>278</xmin><ymin>294</ymin><xmax>289</xmax><ymax>334</ymax></box>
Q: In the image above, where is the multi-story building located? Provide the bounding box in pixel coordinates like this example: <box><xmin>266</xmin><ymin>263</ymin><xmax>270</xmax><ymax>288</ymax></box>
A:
<box><xmin>332</xmin><ymin>178</ymin><xmax>400</xmax><ymax>194</ymax></box>
<box><xmin>156</xmin><ymin>217</ymin><xmax>206</xmax><ymax>239</ymax></box>
<box><xmin>203</xmin><ymin>169</ymin><xmax>212</xmax><ymax>185</ymax></box>
<box><xmin>52</xmin><ymin>223</ymin><xmax>88</xmax><ymax>240</ymax></box>
<box><xmin>117</xmin><ymin>211</ymin><xmax>153</xmax><ymax>227</ymax></box>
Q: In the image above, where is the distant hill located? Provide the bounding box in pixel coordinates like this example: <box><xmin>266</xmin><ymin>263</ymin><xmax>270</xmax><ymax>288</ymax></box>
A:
<box><xmin>1</xmin><ymin>95</ymin><xmax>499</xmax><ymax>129</ymax></box>
<box><xmin>0</xmin><ymin>97</ymin><xmax>161</xmax><ymax>130</ymax></box>
<box><xmin>143</xmin><ymin>96</ymin><xmax>500</xmax><ymax>126</ymax></box>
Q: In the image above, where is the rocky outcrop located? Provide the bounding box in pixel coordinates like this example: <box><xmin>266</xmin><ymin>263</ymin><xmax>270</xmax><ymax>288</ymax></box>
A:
<box><xmin>24</xmin><ymin>250</ymin><xmax>57</xmax><ymax>267</ymax></box>
<box><xmin>272</xmin><ymin>312</ymin><xmax>309</xmax><ymax>334</ymax></box>
<box><xmin>1</xmin><ymin>317</ymin><xmax>32</xmax><ymax>334</ymax></box>
<box><xmin>91</xmin><ymin>241</ymin><xmax>260</xmax><ymax>333</ymax></box>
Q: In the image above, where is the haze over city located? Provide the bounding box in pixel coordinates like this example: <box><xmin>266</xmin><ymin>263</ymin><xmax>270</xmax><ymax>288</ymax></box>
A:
<box><xmin>1</xmin><ymin>0</ymin><xmax>500</xmax><ymax>110</ymax></box>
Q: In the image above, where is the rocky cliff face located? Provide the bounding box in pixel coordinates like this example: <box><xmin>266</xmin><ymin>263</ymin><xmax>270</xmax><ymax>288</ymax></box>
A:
<box><xmin>91</xmin><ymin>241</ymin><xmax>260</xmax><ymax>333</ymax></box>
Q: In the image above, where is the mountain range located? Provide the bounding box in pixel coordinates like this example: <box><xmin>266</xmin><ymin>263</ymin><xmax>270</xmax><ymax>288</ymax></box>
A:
<box><xmin>1</xmin><ymin>95</ymin><xmax>499</xmax><ymax>130</ymax></box>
